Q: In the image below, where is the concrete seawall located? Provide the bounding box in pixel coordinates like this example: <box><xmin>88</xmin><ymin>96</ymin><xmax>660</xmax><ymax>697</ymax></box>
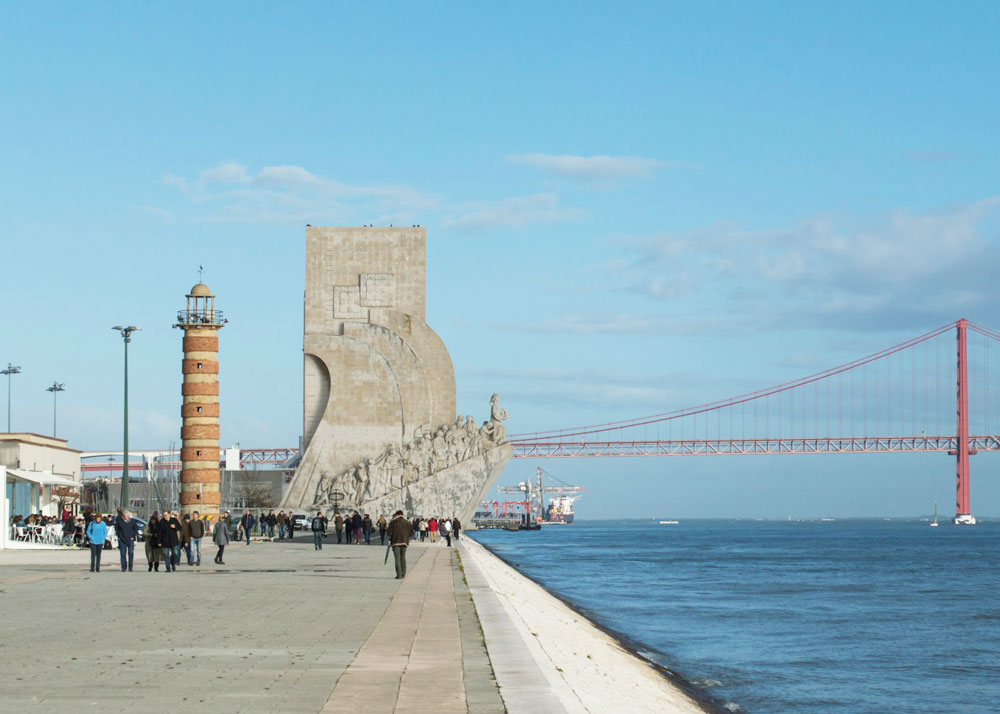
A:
<box><xmin>460</xmin><ymin>537</ymin><xmax>713</xmax><ymax>714</ymax></box>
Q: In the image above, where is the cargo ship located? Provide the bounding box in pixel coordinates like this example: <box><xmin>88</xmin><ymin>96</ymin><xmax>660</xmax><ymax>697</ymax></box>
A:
<box><xmin>543</xmin><ymin>494</ymin><xmax>581</xmax><ymax>524</ymax></box>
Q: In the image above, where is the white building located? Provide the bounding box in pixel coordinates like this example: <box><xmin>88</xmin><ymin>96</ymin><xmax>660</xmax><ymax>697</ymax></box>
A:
<box><xmin>1</xmin><ymin>433</ymin><xmax>82</xmax><ymax>539</ymax></box>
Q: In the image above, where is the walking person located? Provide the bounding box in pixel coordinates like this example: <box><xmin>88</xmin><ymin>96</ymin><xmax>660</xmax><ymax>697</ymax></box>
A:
<box><xmin>287</xmin><ymin>512</ymin><xmax>294</xmax><ymax>540</ymax></box>
<box><xmin>213</xmin><ymin>514</ymin><xmax>229</xmax><ymax>564</ymax></box>
<box><xmin>311</xmin><ymin>511</ymin><xmax>326</xmax><ymax>550</ymax></box>
<box><xmin>387</xmin><ymin>510</ymin><xmax>414</xmax><ymax>579</ymax></box>
<box><xmin>418</xmin><ymin>518</ymin><xmax>428</xmax><ymax>542</ymax></box>
<box><xmin>86</xmin><ymin>514</ymin><xmax>108</xmax><ymax>572</ymax></box>
<box><xmin>352</xmin><ymin>511</ymin><xmax>363</xmax><ymax>544</ymax></box>
<box><xmin>267</xmin><ymin>510</ymin><xmax>277</xmax><ymax>538</ymax></box>
<box><xmin>158</xmin><ymin>511</ymin><xmax>182</xmax><ymax>572</ymax></box>
<box><xmin>115</xmin><ymin>510</ymin><xmax>140</xmax><ymax>571</ymax></box>
<box><xmin>441</xmin><ymin>517</ymin><xmax>453</xmax><ymax>547</ymax></box>
<box><xmin>189</xmin><ymin>511</ymin><xmax>204</xmax><ymax>566</ymax></box>
<box><xmin>452</xmin><ymin>516</ymin><xmax>461</xmax><ymax>541</ymax></box>
<box><xmin>144</xmin><ymin>513</ymin><xmax>161</xmax><ymax>571</ymax></box>
<box><xmin>362</xmin><ymin>514</ymin><xmax>373</xmax><ymax>545</ymax></box>
<box><xmin>344</xmin><ymin>513</ymin><xmax>353</xmax><ymax>544</ymax></box>
<box><xmin>334</xmin><ymin>512</ymin><xmax>344</xmax><ymax>544</ymax></box>
<box><xmin>428</xmin><ymin>517</ymin><xmax>439</xmax><ymax>543</ymax></box>
<box><xmin>181</xmin><ymin>513</ymin><xmax>194</xmax><ymax>565</ymax></box>
<box><xmin>377</xmin><ymin>514</ymin><xmax>387</xmax><ymax>545</ymax></box>
<box><xmin>240</xmin><ymin>510</ymin><xmax>255</xmax><ymax>546</ymax></box>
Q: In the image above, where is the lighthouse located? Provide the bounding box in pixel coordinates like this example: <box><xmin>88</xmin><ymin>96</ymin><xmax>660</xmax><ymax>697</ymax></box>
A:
<box><xmin>174</xmin><ymin>282</ymin><xmax>227</xmax><ymax>519</ymax></box>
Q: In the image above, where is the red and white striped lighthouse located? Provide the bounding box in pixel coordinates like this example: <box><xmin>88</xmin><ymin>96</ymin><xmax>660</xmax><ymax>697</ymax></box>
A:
<box><xmin>174</xmin><ymin>282</ymin><xmax>227</xmax><ymax>519</ymax></box>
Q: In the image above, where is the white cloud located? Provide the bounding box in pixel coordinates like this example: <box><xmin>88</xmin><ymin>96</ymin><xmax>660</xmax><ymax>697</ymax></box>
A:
<box><xmin>160</xmin><ymin>161</ymin><xmax>589</xmax><ymax>230</ymax></box>
<box><xmin>443</xmin><ymin>193</ymin><xmax>584</xmax><ymax>231</ymax></box>
<box><xmin>507</xmin><ymin>153</ymin><xmax>675</xmax><ymax>180</ymax></box>
<box><xmin>160</xmin><ymin>161</ymin><xmax>438</xmax><ymax>223</ymax></box>
<box><xmin>602</xmin><ymin>197</ymin><xmax>1000</xmax><ymax>331</ymax></box>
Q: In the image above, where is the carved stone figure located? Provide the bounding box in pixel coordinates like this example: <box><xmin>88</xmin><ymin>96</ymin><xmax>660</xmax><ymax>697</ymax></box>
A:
<box><xmin>310</xmin><ymin>400</ymin><xmax>513</xmax><ymax>512</ymax></box>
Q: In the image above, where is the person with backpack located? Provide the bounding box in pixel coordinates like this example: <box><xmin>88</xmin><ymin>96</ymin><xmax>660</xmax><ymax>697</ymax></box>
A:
<box><xmin>311</xmin><ymin>511</ymin><xmax>327</xmax><ymax>550</ymax></box>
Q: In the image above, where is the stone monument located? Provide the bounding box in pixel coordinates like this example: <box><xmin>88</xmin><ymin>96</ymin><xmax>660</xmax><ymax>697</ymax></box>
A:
<box><xmin>281</xmin><ymin>226</ymin><xmax>511</xmax><ymax>524</ymax></box>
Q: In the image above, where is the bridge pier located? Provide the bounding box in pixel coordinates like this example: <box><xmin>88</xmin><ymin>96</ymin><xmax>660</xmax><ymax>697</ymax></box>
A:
<box><xmin>954</xmin><ymin>319</ymin><xmax>975</xmax><ymax>525</ymax></box>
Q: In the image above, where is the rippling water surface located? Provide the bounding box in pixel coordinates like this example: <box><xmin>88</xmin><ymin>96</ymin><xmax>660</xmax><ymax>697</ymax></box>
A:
<box><xmin>469</xmin><ymin>520</ymin><xmax>1000</xmax><ymax>713</ymax></box>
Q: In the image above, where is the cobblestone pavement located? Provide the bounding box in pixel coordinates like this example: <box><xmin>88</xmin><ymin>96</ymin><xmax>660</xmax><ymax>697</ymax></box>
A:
<box><xmin>0</xmin><ymin>536</ymin><xmax>501</xmax><ymax>713</ymax></box>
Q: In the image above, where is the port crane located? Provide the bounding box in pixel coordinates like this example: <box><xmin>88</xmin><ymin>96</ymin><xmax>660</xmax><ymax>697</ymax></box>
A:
<box><xmin>497</xmin><ymin>467</ymin><xmax>585</xmax><ymax>524</ymax></box>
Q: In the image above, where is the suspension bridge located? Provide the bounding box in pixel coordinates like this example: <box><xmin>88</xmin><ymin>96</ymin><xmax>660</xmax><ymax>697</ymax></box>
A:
<box><xmin>507</xmin><ymin>319</ymin><xmax>1000</xmax><ymax>524</ymax></box>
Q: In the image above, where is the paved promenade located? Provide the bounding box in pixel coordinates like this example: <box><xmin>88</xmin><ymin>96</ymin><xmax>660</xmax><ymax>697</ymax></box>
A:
<box><xmin>0</xmin><ymin>535</ymin><xmax>710</xmax><ymax>714</ymax></box>
<box><xmin>0</xmin><ymin>537</ymin><xmax>503</xmax><ymax>713</ymax></box>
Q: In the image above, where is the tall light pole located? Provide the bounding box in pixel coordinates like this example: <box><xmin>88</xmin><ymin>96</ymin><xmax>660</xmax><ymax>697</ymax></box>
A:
<box><xmin>46</xmin><ymin>382</ymin><xmax>65</xmax><ymax>437</ymax></box>
<box><xmin>112</xmin><ymin>326</ymin><xmax>140</xmax><ymax>509</ymax></box>
<box><xmin>1</xmin><ymin>363</ymin><xmax>21</xmax><ymax>432</ymax></box>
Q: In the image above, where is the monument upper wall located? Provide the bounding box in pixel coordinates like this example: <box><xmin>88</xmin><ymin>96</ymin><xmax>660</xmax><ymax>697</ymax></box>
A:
<box><xmin>305</xmin><ymin>226</ymin><xmax>426</xmax><ymax>337</ymax></box>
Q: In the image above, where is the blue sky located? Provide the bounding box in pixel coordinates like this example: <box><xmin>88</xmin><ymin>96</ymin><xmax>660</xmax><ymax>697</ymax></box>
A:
<box><xmin>3</xmin><ymin>2</ymin><xmax>999</xmax><ymax>517</ymax></box>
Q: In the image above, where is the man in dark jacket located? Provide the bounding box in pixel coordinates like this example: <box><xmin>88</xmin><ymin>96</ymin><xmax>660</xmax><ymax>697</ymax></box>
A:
<box><xmin>362</xmin><ymin>514</ymin><xmax>373</xmax><ymax>545</ymax></box>
<box><xmin>240</xmin><ymin>510</ymin><xmax>255</xmax><ymax>545</ymax></box>
<box><xmin>266</xmin><ymin>510</ymin><xmax>277</xmax><ymax>538</ymax></box>
<box><xmin>387</xmin><ymin>511</ymin><xmax>414</xmax><ymax>579</ymax></box>
<box><xmin>452</xmin><ymin>516</ymin><xmax>461</xmax><ymax>541</ymax></box>
<box><xmin>334</xmin><ymin>512</ymin><xmax>344</xmax><ymax>544</ymax></box>
<box><xmin>156</xmin><ymin>511</ymin><xmax>182</xmax><ymax>572</ymax></box>
<box><xmin>114</xmin><ymin>510</ymin><xmax>141</xmax><ymax>572</ymax></box>
<box><xmin>352</xmin><ymin>511</ymin><xmax>363</xmax><ymax>545</ymax></box>
<box><xmin>181</xmin><ymin>514</ymin><xmax>193</xmax><ymax>565</ymax></box>
<box><xmin>310</xmin><ymin>511</ymin><xmax>326</xmax><ymax>550</ymax></box>
<box><xmin>189</xmin><ymin>511</ymin><xmax>205</xmax><ymax>566</ymax></box>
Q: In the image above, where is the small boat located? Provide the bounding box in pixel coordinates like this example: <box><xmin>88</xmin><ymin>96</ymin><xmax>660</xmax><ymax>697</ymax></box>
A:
<box><xmin>930</xmin><ymin>502</ymin><xmax>939</xmax><ymax>527</ymax></box>
<box><xmin>658</xmin><ymin>520</ymin><xmax>679</xmax><ymax>525</ymax></box>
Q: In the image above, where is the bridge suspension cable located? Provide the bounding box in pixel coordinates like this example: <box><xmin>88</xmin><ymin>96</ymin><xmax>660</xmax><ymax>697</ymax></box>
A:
<box><xmin>509</xmin><ymin>319</ymin><xmax>1000</xmax><ymax>521</ymax></box>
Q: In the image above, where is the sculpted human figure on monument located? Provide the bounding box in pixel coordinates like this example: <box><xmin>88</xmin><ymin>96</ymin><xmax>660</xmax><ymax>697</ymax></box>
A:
<box><xmin>481</xmin><ymin>393</ymin><xmax>509</xmax><ymax>444</ymax></box>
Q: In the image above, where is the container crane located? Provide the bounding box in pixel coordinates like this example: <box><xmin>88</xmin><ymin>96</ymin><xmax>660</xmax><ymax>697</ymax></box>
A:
<box><xmin>497</xmin><ymin>467</ymin><xmax>585</xmax><ymax>524</ymax></box>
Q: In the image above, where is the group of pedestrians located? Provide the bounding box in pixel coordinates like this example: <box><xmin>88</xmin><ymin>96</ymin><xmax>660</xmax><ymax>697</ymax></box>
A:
<box><xmin>411</xmin><ymin>516</ymin><xmax>460</xmax><ymax>546</ymax></box>
<box><xmin>83</xmin><ymin>504</ymin><xmax>466</xmax><ymax>577</ymax></box>
<box><xmin>139</xmin><ymin>511</ymin><xmax>229</xmax><ymax>573</ymax></box>
<box><xmin>86</xmin><ymin>508</ymin><xmax>230</xmax><ymax>573</ymax></box>
<box><xmin>328</xmin><ymin>511</ymin><xmax>385</xmax><ymax>545</ymax></box>
<box><xmin>236</xmin><ymin>509</ymin><xmax>306</xmax><ymax>542</ymax></box>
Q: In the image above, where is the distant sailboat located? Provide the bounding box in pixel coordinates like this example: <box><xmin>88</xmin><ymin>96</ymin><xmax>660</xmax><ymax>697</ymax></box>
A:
<box><xmin>930</xmin><ymin>502</ymin><xmax>939</xmax><ymax>527</ymax></box>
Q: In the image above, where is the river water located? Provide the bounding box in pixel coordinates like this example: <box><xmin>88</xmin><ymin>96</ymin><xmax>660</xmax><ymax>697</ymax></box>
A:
<box><xmin>468</xmin><ymin>520</ymin><xmax>999</xmax><ymax>713</ymax></box>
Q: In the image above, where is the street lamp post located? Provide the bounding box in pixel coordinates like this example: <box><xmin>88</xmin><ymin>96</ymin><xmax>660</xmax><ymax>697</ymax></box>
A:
<box><xmin>112</xmin><ymin>326</ymin><xmax>140</xmax><ymax>510</ymax></box>
<box><xmin>1</xmin><ymin>363</ymin><xmax>21</xmax><ymax>432</ymax></box>
<box><xmin>46</xmin><ymin>382</ymin><xmax>66</xmax><ymax>437</ymax></box>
